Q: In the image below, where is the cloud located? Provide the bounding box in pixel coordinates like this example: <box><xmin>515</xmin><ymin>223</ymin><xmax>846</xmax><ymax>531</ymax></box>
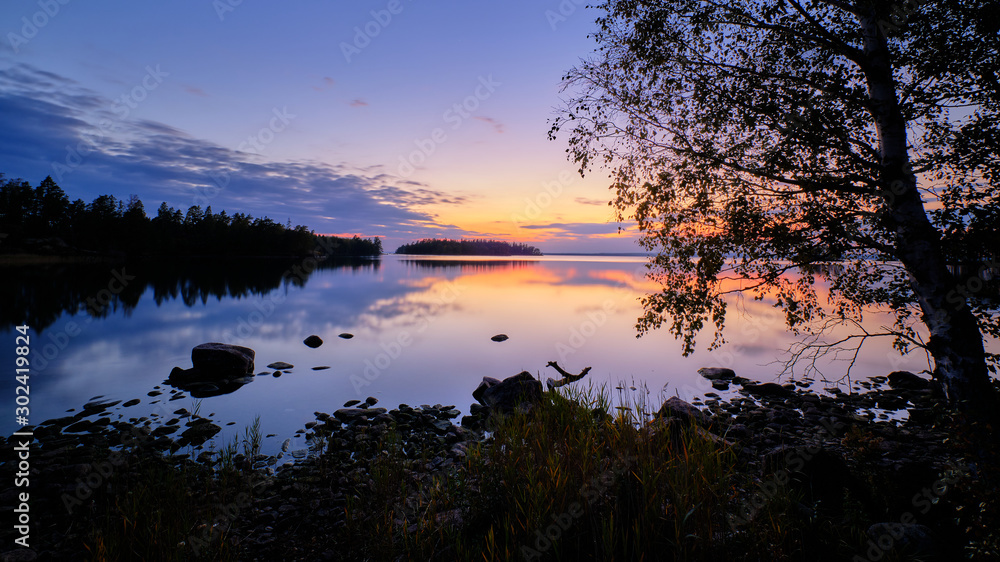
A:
<box><xmin>574</xmin><ymin>196</ymin><xmax>606</xmax><ymax>206</ymax></box>
<box><xmin>0</xmin><ymin>62</ymin><xmax>472</xmax><ymax>247</ymax></box>
<box><xmin>311</xmin><ymin>76</ymin><xmax>336</xmax><ymax>92</ymax></box>
<box><xmin>473</xmin><ymin>116</ymin><xmax>504</xmax><ymax>134</ymax></box>
<box><xmin>184</xmin><ymin>86</ymin><xmax>209</xmax><ymax>97</ymax></box>
<box><xmin>519</xmin><ymin>222</ymin><xmax>629</xmax><ymax>237</ymax></box>
<box><xmin>349</xmin><ymin>99</ymin><xmax>368</xmax><ymax>107</ymax></box>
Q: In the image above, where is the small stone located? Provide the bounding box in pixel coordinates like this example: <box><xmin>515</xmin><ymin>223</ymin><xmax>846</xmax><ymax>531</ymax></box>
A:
<box><xmin>312</xmin><ymin>366</ymin><xmax>331</xmax><ymax>371</ymax></box>
<box><xmin>343</xmin><ymin>399</ymin><xmax>361</xmax><ymax>407</ymax></box>
<box><xmin>303</xmin><ymin>335</ymin><xmax>324</xmax><ymax>348</ymax></box>
<box><xmin>338</xmin><ymin>333</ymin><xmax>354</xmax><ymax>339</ymax></box>
<box><xmin>267</xmin><ymin>362</ymin><xmax>294</xmax><ymax>370</ymax></box>
<box><xmin>273</xmin><ymin>371</ymin><xmax>282</xmax><ymax>378</ymax></box>
<box><xmin>491</xmin><ymin>334</ymin><xmax>509</xmax><ymax>342</ymax></box>
<box><xmin>364</xmin><ymin>396</ymin><xmax>379</xmax><ymax>406</ymax></box>
<box><xmin>711</xmin><ymin>380</ymin><xmax>730</xmax><ymax>391</ymax></box>
<box><xmin>123</xmin><ymin>399</ymin><xmax>141</xmax><ymax>407</ymax></box>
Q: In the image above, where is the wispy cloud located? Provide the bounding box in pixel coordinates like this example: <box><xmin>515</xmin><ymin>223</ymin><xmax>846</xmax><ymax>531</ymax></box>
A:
<box><xmin>519</xmin><ymin>222</ymin><xmax>631</xmax><ymax>237</ymax></box>
<box><xmin>184</xmin><ymin>85</ymin><xmax>209</xmax><ymax>97</ymax></box>
<box><xmin>349</xmin><ymin>98</ymin><xmax>368</xmax><ymax>107</ymax></box>
<box><xmin>473</xmin><ymin>115</ymin><xmax>504</xmax><ymax>134</ymax></box>
<box><xmin>311</xmin><ymin>76</ymin><xmax>336</xmax><ymax>92</ymax></box>
<box><xmin>0</xmin><ymin>62</ymin><xmax>471</xmax><ymax>246</ymax></box>
<box><xmin>574</xmin><ymin>196</ymin><xmax>606</xmax><ymax>206</ymax></box>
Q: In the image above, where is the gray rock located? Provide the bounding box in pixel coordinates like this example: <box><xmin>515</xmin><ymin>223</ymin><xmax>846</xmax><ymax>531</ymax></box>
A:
<box><xmin>191</xmin><ymin>342</ymin><xmax>255</xmax><ymax>377</ymax></box>
<box><xmin>698</xmin><ymin>367</ymin><xmax>736</xmax><ymax>380</ymax></box>
<box><xmin>711</xmin><ymin>380</ymin><xmax>730</xmax><ymax>391</ymax></box>
<box><xmin>473</xmin><ymin>376</ymin><xmax>501</xmax><ymax>404</ymax></box>
<box><xmin>656</xmin><ymin>397</ymin><xmax>709</xmax><ymax>426</ymax></box>
<box><xmin>741</xmin><ymin>382</ymin><xmax>792</xmax><ymax>398</ymax></box>
<box><xmin>333</xmin><ymin>407</ymin><xmax>387</xmax><ymax>422</ymax></box>
<box><xmin>481</xmin><ymin>372</ymin><xmax>542</xmax><ymax>413</ymax></box>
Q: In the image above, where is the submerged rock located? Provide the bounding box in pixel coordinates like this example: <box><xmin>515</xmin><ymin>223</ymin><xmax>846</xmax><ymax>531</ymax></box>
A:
<box><xmin>741</xmin><ymin>382</ymin><xmax>792</xmax><ymax>398</ymax></box>
<box><xmin>698</xmin><ymin>367</ymin><xmax>736</xmax><ymax>380</ymax></box>
<box><xmin>887</xmin><ymin>371</ymin><xmax>930</xmax><ymax>391</ymax></box>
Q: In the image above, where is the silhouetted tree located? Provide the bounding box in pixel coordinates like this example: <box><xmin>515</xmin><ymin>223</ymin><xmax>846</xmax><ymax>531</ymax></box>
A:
<box><xmin>552</xmin><ymin>0</ymin><xmax>999</xmax><ymax>411</ymax></box>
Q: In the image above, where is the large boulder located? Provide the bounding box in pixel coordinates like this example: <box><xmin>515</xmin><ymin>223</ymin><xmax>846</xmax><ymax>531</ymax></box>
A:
<box><xmin>191</xmin><ymin>343</ymin><xmax>255</xmax><ymax>377</ymax></box>
<box><xmin>480</xmin><ymin>372</ymin><xmax>542</xmax><ymax>413</ymax></box>
<box><xmin>656</xmin><ymin>397</ymin><xmax>710</xmax><ymax>426</ymax></box>
<box><xmin>472</xmin><ymin>377</ymin><xmax>501</xmax><ymax>404</ymax></box>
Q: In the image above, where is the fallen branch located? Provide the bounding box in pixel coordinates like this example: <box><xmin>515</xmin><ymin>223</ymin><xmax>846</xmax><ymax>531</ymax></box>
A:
<box><xmin>545</xmin><ymin>361</ymin><xmax>592</xmax><ymax>390</ymax></box>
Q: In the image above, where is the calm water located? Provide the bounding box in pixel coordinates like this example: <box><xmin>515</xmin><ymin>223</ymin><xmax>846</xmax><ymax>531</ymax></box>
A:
<box><xmin>3</xmin><ymin>255</ymin><xmax>935</xmax><ymax>455</ymax></box>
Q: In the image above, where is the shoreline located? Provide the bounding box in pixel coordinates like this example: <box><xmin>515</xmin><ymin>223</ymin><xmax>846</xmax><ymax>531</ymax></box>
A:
<box><xmin>2</xmin><ymin>369</ymin><xmax>996</xmax><ymax>560</ymax></box>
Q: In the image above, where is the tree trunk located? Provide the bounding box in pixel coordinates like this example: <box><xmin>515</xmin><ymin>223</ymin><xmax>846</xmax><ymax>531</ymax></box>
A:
<box><xmin>857</xmin><ymin>9</ymin><xmax>994</xmax><ymax>412</ymax></box>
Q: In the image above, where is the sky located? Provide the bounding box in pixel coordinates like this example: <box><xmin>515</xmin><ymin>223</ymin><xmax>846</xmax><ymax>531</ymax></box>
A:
<box><xmin>0</xmin><ymin>0</ymin><xmax>641</xmax><ymax>253</ymax></box>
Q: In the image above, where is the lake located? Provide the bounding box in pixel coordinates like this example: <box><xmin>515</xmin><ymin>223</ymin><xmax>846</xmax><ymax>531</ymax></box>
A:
<box><xmin>3</xmin><ymin>254</ymin><xmax>935</xmax><ymax>455</ymax></box>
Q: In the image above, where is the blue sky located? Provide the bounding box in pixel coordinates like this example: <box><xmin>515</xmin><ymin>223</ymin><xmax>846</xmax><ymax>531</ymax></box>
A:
<box><xmin>1</xmin><ymin>0</ymin><xmax>640</xmax><ymax>253</ymax></box>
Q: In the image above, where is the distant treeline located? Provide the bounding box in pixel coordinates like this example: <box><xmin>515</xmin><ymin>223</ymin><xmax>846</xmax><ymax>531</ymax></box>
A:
<box><xmin>0</xmin><ymin>174</ymin><xmax>382</xmax><ymax>257</ymax></box>
<box><xmin>395</xmin><ymin>238</ymin><xmax>542</xmax><ymax>256</ymax></box>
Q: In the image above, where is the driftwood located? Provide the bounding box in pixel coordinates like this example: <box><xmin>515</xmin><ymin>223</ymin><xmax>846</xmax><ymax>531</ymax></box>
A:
<box><xmin>545</xmin><ymin>361</ymin><xmax>592</xmax><ymax>390</ymax></box>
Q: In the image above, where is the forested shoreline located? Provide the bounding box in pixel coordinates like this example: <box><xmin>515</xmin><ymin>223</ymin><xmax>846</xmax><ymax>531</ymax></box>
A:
<box><xmin>0</xmin><ymin>174</ymin><xmax>382</xmax><ymax>258</ymax></box>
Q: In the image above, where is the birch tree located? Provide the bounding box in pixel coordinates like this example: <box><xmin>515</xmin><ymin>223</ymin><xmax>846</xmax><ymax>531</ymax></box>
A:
<box><xmin>551</xmin><ymin>0</ymin><xmax>999</xmax><ymax>411</ymax></box>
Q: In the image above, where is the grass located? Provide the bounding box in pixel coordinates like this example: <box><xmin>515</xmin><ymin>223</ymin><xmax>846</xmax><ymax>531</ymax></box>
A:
<box><xmin>80</xmin><ymin>415</ymin><xmax>264</xmax><ymax>561</ymax></box>
<box><xmin>63</xmin><ymin>383</ymin><xmax>997</xmax><ymax>560</ymax></box>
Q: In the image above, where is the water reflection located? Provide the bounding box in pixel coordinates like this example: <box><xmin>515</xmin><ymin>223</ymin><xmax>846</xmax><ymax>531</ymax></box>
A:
<box><xmin>2</xmin><ymin>257</ymin><xmax>380</xmax><ymax>333</ymax></box>
<box><xmin>4</xmin><ymin>254</ymin><xmax>967</xmax><ymax>456</ymax></box>
<box><xmin>399</xmin><ymin>258</ymin><xmax>540</xmax><ymax>272</ymax></box>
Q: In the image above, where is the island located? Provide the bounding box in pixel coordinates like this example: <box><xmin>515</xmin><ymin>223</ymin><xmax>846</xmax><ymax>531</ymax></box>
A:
<box><xmin>395</xmin><ymin>238</ymin><xmax>542</xmax><ymax>256</ymax></box>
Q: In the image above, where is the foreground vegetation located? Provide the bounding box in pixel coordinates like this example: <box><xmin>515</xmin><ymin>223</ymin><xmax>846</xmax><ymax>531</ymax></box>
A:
<box><xmin>0</xmin><ymin>174</ymin><xmax>382</xmax><ymax>257</ymax></box>
<box><xmin>3</xmin><ymin>376</ymin><xmax>998</xmax><ymax>561</ymax></box>
<box><xmin>395</xmin><ymin>238</ymin><xmax>542</xmax><ymax>256</ymax></box>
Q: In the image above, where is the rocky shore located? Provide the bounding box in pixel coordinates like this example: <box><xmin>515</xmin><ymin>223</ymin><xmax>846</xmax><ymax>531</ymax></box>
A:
<box><xmin>1</xmin><ymin>364</ymin><xmax>996</xmax><ymax>561</ymax></box>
